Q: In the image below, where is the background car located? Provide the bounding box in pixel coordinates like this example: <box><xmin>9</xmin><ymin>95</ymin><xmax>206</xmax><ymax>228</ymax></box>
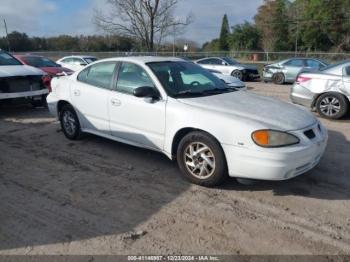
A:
<box><xmin>56</xmin><ymin>55</ymin><xmax>98</xmax><ymax>71</ymax></box>
<box><xmin>208</xmin><ymin>69</ymin><xmax>246</xmax><ymax>90</ymax></box>
<box><xmin>0</xmin><ymin>50</ymin><xmax>48</xmax><ymax>107</ymax></box>
<box><xmin>195</xmin><ymin>57</ymin><xmax>260</xmax><ymax>81</ymax></box>
<box><xmin>47</xmin><ymin>56</ymin><xmax>327</xmax><ymax>187</ymax></box>
<box><xmin>264</xmin><ymin>58</ymin><xmax>328</xmax><ymax>85</ymax></box>
<box><xmin>15</xmin><ymin>55</ymin><xmax>73</xmax><ymax>91</ymax></box>
<box><xmin>291</xmin><ymin>60</ymin><xmax>350</xmax><ymax>119</ymax></box>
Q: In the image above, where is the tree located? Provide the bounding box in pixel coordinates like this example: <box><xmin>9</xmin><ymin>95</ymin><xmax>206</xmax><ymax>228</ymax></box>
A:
<box><xmin>7</xmin><ymin>31</ymin><xmax>32</xmax><ymax>52</ymax></box>
<box><xmin>94</xmin><ymin>0</ymin><xmax>193</xmax><ymax>51</ymax></box>
<box><xmin>219</xmin><ymin>14</ymin><xmax>230</xmax><ymax>50</ymax></box>
<box><xmin>229</xmin><ymin>22</ymin><xmax>261</xmax><ymax>50</ymax></box>
<box><xmin>255</xmin><ymin>0</ymin><xmax>292</xmax><ymax>51</ymax></box>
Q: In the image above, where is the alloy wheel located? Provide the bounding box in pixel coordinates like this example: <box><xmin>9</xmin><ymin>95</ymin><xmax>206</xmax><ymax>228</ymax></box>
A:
<box><xmin>62</xmin><ymin>110</ymin><xmax>77</xmax><ymax>137</ymax></box>
<box><xmin>319</xmin><ymin>96</ymin><xmax>341</xmax><ymax>117</ymax></box>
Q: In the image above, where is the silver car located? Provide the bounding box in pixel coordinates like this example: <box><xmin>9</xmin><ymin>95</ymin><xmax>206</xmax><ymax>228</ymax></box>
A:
<box><xmin>290</xmin><ymin>60</ymin><xmax>350</xmax><ymax>119</ymax></box>
<box><xmin>263</xmin><ymin>58</ymin><xmax>328</xmax><ymax>85</ymax></box>
<box><xmin>195</xmin><ymin>57</ymin><xmax>260</xmax><ymax>81</ymax></box>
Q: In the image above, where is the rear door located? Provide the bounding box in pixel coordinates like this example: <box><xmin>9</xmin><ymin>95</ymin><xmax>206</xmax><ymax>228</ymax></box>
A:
<box><xmin>71</xmin><ymin>61</ymin><xmax>118</xmax><ymax>133</ymax></box>
<box><xmin>108</xmin><ymin>62</ymin><xmax>166</xmax><ymax>150</ymax></box>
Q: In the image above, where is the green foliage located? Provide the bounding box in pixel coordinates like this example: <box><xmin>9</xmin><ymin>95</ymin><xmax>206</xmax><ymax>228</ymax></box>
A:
<box><xmin>219</xmin><ymin>14</ymin><xmax>230</xmax><ymax>50</ymax></box>
<box><xmin>0</xmin><ymin>33</ymin><xmax>136</xmax><ymax>52</ymax></box>
<box><xmin>229</xmin><ymin>22</ymin><xmax>261</xmax><ymax>50</ymax></box>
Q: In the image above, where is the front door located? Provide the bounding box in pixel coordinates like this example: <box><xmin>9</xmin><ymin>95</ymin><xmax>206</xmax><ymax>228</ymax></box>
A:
<box><xmin>108</xmin><ymin>62</ymin><xmax>166</xmax><ymax>150</ymax></box>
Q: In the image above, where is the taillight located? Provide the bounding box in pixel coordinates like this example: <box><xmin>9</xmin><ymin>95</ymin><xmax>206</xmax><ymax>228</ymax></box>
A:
<box><xmin>296</xmin><ymin>76</ymin><xmax>311</xmax><ymax>84</ymax></box>
<box><xmin>42</xmin><ymin>75</ymin><xmax>52</xmax><ymax>92</ymax></box>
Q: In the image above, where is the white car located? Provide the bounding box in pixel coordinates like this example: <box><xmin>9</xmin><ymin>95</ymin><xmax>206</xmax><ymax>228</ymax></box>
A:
<box><xmin>291</xmin><ymin>60</ymin><xmax>350</xmax><ymax>119</ymax></box>
<box><xmin>47</xmin><ymin>57</ymin><xmax>328</xmax><ymax>187</ymax></box>
<box><xmin>195</xmin><ymin>57</ymin><xmax>260</xmax><ymax>81</ymax></box>
<box><xmin>0</xmin><ymin>50</ymin><xmax>49</xmax><ymax>107</ymax></box>
<box><xmin>56</xmin><ymin>55</ymin><xmax>98</xmax><ymax>72</ymax></box>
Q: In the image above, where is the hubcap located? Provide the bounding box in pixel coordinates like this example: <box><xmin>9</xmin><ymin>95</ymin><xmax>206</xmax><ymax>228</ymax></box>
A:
<box><xmin>62</xmin><ymin>111</ymin><xmax>77</xmax><ymax>136</ymax></box>
<box><xmin>319</xmin><ymin>96</ymin><xmax>341</xmax><ymax>117</ymax></box>
<box><xmin>233</xmin><ymin>71</ymin><xmax>242</xmax><ymax>79</ymax></box>
<box><xmin>184</xmin><ymin>142</ymin><xmax>216</xmax><ymax>179</ymax></box>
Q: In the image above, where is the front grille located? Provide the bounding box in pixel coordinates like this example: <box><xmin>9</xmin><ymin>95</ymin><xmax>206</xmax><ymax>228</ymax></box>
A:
<box><xmin>304</xmin><ymin>129</ymin><xmax>316</xmax><ymax>139</ymax></box>
<box><xmin>246</xmin><ymin>69</ymin><xmax>259</xmax><ymax>74</ymax></box>
<box><xmin>0</xmin><ymin>75</ymin><xmax>43</xmax><ymax>93</ymax></box>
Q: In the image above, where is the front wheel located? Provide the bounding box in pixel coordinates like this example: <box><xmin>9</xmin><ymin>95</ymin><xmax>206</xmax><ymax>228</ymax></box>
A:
<box><xmin>59</xmin><ymin>104</ymin><xmax>82</xmax><ymax>140</ymax></box>
<box><xmin>231</xmin><ymin>70</ymin><xmax>243</xmax><ymax>81</ymax></box>
<box><xmin>316</xmin><ymin>92</ymin><xmax>349</xmax><ymax>119</ymax></box>
<box><xmin>177</xmin><ymin>131</ymin><xmax>228</xmax><ymax>187</ymax></box>
<box><xmin>272</xmin><ymin>73</ymin><xmax>285</xmax><ymax>85</ymax></box>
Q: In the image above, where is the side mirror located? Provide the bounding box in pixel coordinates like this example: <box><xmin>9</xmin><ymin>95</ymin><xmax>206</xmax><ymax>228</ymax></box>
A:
<box><xmin>133</xmin><ymin>86</ymin><xmax>159</xmax><ymax>99</ymax></box>
<box><xmin>222</xmin><ymin>61</ymin><xmax>228</xmax><ymax>66</ymax></box>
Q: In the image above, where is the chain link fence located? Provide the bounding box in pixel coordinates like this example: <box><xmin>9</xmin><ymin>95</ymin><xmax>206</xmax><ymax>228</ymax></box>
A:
<box><xmin>15</xmin><ymin>50</ymin><xmax>350</xmax><ymax>63</ymax></box>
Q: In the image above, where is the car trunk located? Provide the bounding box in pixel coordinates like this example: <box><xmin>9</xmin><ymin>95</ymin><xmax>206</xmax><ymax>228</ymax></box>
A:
<box><xmin>0</xmin><ymin>75</ymin><xmax>44</xmax><ymax>93</ymax></box>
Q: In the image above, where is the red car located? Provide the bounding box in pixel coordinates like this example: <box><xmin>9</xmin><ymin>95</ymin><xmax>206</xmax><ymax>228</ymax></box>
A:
<box><xmin>15</xmin><ymin>55</ymin><xmax>73</xmax><ymax>91</ymax></box>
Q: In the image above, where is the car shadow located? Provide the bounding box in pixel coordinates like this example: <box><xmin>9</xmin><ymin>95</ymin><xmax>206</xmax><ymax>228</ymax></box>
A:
<box><xmin>0</xmin><ymin>104</ymin><xmax>190</xmax><ymax>251</ymax></box>
<box><xmin>220</xmin><ymin>129</ymin><xmax>350</xmax><ymax>201</ymax></box>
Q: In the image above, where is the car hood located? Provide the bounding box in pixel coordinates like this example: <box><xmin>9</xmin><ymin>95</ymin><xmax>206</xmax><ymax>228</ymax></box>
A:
<box><xmin>178</xmin><ymin>91</ymin><xmax>316</xmax><ymax>131</ymax></box>
<box><xmin>213</xmin><ymin>73</ymin><xmax>245</xmax><ymax>86</ymax></box>
<box><xmin>41</xmin><ymin>67</ymin><xmax>73</xmax><ymax>75</ymax></box>
<box><xmin>0</xmin><ymin>65</ymin><xmax>44</xmax><ymax>77</ymax></box>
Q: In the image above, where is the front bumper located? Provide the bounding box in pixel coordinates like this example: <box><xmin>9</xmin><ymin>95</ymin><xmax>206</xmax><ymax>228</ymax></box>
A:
<box><xmin>0</xmin><ymin>89</ymin><xmax>49</xmax><ymax>100</ymax></box>
<box><xmin>290</xmin><ymin>83</ymin><xmax>316</xmax><ymax>108</ymax></box>
<box><xmin>222</xmin><ymin>123</ymin><xmax>328</xmax><ymax>181</ymax></box>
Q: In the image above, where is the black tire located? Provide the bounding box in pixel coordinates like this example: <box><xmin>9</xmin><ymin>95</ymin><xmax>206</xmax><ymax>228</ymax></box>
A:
<box><xmin>59</xmin><ymin>104</ymin><xmax>82</xmax><ymax>140</ymax></box>
<box><xmin>231</xmin><ymin>70</ymin><xmax>244</xmax><ymax>81</ymax></box>
<box><xmin>177</xmin><ymin>131</ymin><xmax>228</xmax><ymax>187</ymax></box>
<box><xmin>272</xmin><ymin>73</ymin><xmax>285</xmax><ymax>85</ymax></box>
<box><xmin>316</xmin><ymin>92</ymin><xmax>349</xmax><ymax>120</ymax></box>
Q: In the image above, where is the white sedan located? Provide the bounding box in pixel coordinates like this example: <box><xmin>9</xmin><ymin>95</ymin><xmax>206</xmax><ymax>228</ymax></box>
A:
<box><xmin>56</xmin><ymin>55</ymin><xmax>98</xmax><ymax>72</ymax></box>
<box><xmin>47</xmin><ymin>57</ymin><xmax>328</xmax><ymax>187</ymax></box>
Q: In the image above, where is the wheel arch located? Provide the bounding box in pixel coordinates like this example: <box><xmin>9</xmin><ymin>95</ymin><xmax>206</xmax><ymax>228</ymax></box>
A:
<box><xmin>171</xmin><ymin>127</ymin><xmax>224</xmax><ymax>160</ymax></box>
<box><xmin>311</xmin><ymin>91</ymin><xmax>350</xmax><ymax>108</ymax></box>
<box><xmin>57</xmin><ymin>100</ymin><xmax>72</xmax><ymax>117</ymax></box>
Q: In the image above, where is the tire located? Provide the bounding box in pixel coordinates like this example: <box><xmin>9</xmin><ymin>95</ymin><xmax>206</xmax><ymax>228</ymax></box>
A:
<box><xmin>177</xmin><ymin>131</ymin><xmax>228</xmax><ymax>187</ymax></box>
<box><xmin>231</xmin><ymin>70</ymin><xmax>244</xmax><ymax>81</ymax></box>
<box><xmin>272</xmin><ymin>73</ymin><xmax>285</xmax><ymax>85</ymax></box>
<box><xmin>316</xmin><ymin>92</ymin><xmax>349</xmax><ymax>119</ymax></box>
<box><xmin>59</xmin><ymin>104</ymin><xmax>82</xmax><ymax>140</ymax></box>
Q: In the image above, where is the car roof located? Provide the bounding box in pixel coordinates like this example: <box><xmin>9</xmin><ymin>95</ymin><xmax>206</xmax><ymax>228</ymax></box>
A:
<box><xmin>61</xmin><ymin>55</ymin><xmax>97</xmax><ymax>59</ymax></box>
<box><xmin>98</xmin><ymin>56</ymin><xmax>185</xmax><ymax>64</ymax></box>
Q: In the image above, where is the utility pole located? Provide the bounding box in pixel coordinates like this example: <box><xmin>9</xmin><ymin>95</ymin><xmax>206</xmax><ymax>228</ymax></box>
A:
<box><xmin>3</xmin><ymin>19</ymin><xmax>11</xmax><ymax>52</ymax></box>
<box><xmin>173</xmin><ymin>24</ymin><xmax>176</xmax><ymax>57</ymax></box>
<box><xmin>294</xmin><ymin>8</ymin><xmax>299</xmax><ymax>57</ymax></box>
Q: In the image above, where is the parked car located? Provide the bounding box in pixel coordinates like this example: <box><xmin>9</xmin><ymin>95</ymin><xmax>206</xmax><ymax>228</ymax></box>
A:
<box><xmin>47</xmin><ymin>57</ymin><xmax>327</xmax><ymax>187</ymax></box>
<box><xmin>0</xmin><ymin>50</ymin><xmax>49</xmax><ymax>107</ymax></box>
<box><xmin>195</xmin><ymin>57</ymin><xmax>260</xmax><ymax>81</ymax></box>
<box><xmin>208</xmin><ymin>69</ymin><xmax>246</xmax><ymax>90</ymax></box>
<box><xmin>56</xmin><ymin>55</ymin><xmax>98</xmax><ymax>72</ymax></box>
<box><xmin>263</xmin><ymin>58</ymin><xmax>328</xmax><ymax>85</ymax></box>
<box><xmin>291</xmin><ymin>60</ymin><xmax>350</xmax><ymax>119</ymax></box>
<box><xmin>15</xmin><ymin>55</ymin><xmax>73</xmax><ymax>91</ymax></box>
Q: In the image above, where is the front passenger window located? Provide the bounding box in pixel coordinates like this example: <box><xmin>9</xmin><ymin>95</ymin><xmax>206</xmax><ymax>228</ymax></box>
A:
<box><xmin>116</xmin><ymin>62</ymin><xmax>155</xmax><ymax>95</ymax></box>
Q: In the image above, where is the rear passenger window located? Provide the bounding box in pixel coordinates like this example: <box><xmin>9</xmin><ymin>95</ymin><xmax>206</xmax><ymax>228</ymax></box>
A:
<box><xmin>77</xmin><ymin>62</ymin><xmax>117</xmax><ymax>89</ymax></box>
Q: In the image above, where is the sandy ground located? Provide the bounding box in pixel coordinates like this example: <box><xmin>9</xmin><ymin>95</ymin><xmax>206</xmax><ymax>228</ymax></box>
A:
<box><xmin>0</xmin><ymin>82</ymin><xmax>349</xmax><ymax>255</ymax></box>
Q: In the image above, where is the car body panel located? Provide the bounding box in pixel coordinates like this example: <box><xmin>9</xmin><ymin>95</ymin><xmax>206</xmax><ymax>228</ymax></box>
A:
<box><xmin>47</xmin><ymin>56</ymin><xmax>327</xmax><ymax>181</ymax></box>
<box><xmin>291</xmin><ymin>61</ymin><xmax>350</xmax><ymax>108</ymax></box>
<box><xmin>264</xmin><ymin>58</ymin><xmax>328</xmax><ymax>83</ymax></box>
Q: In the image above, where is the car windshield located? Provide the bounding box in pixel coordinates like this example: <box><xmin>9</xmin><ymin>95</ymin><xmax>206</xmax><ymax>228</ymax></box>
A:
<box><xmin>84</xmin><ymin>57</ymin><xmax>98</xmax><ymax>64</ymax></box>
<box><xmin>222</xmin><ymin>57</ymin><xmax>239</xmax><ymax>65</ymax></box>
<box><xmin>148</xmin><ymin>61</ymin><xmax>236</xmax><ymax>98</ymax></box>
<box><xmin>0</xmin><ymin>52</ymin><xmax>22</xmax><ymax>66</ymax></box>
<box><xmin>24</xmin><ymin>56</ymin><xmax>59</xmax><ymax>67</ymax></box>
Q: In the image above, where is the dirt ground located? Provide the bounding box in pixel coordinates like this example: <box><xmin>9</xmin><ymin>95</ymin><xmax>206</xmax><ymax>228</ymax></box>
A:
<box><xmin>0</xmin><ymin>82</ymin><xmax>349</xmax><ymax>255</ymax></box>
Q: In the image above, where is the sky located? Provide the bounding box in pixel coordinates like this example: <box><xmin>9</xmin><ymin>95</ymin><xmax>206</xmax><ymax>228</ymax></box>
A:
<box><xmin>0</xmin><ymin>0</ymin><xmax>264</xmax><ymax>44</ymax></box>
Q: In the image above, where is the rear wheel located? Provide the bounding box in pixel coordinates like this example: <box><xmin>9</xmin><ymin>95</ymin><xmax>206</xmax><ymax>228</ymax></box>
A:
<box><xmin>59</xmin><ymin>104</ymin><xmax>82</xmax><ymax>140</ymax></box>
<box><xmin>316</xmin><ymin>92</ymin><xmax>349</xmax><ymax>119</ymax></box>
<box><xmin>272</xmin><ymin>73</ymin><xmax>285</xmax><ymax>85</ymax></box>
<box><xmin>177</xmin><ymin>131</ymin><xmax>228</xmax><ymax>187</ymax></box>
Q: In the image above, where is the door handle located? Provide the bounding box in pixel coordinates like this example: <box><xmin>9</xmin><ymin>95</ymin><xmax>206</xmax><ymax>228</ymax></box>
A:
<box><xmin>111</xmin><ymin>98</ymin><xmax>121</xmax><ymax>106</ymax></box>
<box><xmin>73</xmin><ymin>90</ymin><xmax>81</xmax><ymax>96</ymax></box>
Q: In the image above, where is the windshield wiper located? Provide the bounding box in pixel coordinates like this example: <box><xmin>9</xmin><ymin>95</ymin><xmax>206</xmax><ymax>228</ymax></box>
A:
<box><xmin>173</xmin><ymin>90</ymin><xmax>205</xmax><ymax>98</ymax></box>
<box><xmin>201</xmin><ymin>87</ymin><xmax>236</xmax><ymax>95</ymax></box>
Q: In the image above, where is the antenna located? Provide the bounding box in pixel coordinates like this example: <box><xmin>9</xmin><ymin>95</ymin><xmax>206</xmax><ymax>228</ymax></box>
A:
<box><xmin>3</xmin><ymin>19</ymin><xmax>11</xmax><ymax>52</ymax></box>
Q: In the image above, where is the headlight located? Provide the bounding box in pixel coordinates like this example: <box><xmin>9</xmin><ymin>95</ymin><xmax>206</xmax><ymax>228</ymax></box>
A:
<box><xmin>252</xmin><ymin>130</ymin><xmax>300</xmax><ymax>148</ymax></box>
